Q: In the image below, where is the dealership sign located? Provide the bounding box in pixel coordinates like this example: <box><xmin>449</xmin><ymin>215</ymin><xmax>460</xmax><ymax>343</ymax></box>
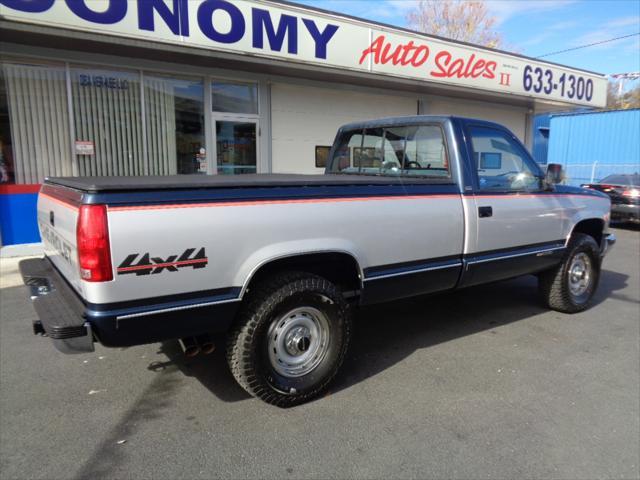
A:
<box><xmin>0</xmin><ymin>0</ymin><xmax>607</xmax><ymax>107</ymax></box>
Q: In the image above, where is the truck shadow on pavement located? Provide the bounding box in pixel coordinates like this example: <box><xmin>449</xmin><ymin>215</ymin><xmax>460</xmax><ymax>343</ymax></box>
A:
<box><xmin>74</xmin><ymin>368</ymin><xmax>185</xmax><ymax>480</ymax></box>
<box><xmin>153</xmin><ymin>268</ymin><xmax>629</xmax><ymax>404</ymax></box>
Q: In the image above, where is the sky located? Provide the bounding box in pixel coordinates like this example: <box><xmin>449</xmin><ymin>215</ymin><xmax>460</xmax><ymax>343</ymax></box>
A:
<box><xmin>291</xmin><ymin>0</ymin><xmax>640</xmax><ymax>80</ymax></box>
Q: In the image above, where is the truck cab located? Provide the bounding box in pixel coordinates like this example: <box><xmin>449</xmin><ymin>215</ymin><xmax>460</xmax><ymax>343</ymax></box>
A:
<box><xmin>328</xmin><ymin>116</ymin><xmax>611</xmax><ymax>289</ymax></box>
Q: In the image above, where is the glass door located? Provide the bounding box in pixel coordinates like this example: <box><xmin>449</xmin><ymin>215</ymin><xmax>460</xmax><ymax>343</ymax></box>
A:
<box><xmin>211</xmin><ymin>79</ymin><xmax>259</xmax><ymax>175</ymax></box>
<box><xmin>214</xmin><ymin>118</ymin><xmax>258</xmax><ymax>175</ymax></box>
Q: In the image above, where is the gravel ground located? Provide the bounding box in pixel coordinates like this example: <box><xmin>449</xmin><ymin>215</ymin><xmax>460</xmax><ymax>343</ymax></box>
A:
<box><xmin>1</xmin><ymin>226</ymin><xmax>638</xmax><ymax>480</ymax></box>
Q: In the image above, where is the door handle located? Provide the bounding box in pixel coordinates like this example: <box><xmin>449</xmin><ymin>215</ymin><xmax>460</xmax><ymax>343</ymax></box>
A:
<box><xmin>478</xmin><ymin>206</ymin><xmax>493</xmax><ymax>218</ymax></box>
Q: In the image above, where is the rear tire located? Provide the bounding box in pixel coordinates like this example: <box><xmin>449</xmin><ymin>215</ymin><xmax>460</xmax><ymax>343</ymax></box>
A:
<box><xmin>538</xmin><ymin>233</ymin><xmax>601</xmax><ymax>313</ymax></box>
<box><xmin>226</xmin><ymin>272</ymin><xmax>352</xmax><ymax>407</ymax></box>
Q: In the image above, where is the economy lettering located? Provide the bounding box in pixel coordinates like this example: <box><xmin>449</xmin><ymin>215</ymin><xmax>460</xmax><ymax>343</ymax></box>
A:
<box><xmin>0</xmin><ymin>0</ymin><xmax>339</xmax><ymax>60</ymax></box>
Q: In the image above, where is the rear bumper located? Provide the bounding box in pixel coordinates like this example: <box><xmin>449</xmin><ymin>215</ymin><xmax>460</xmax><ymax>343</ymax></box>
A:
<box><xmin>19</xmin><ymin>257</ymin><xmax>94</xmax><ymax>354</ymax></box>
<box><xmin>20</xmin><ymin>257</ymin><xmax>240</xmax><ymax>352</ymax></box>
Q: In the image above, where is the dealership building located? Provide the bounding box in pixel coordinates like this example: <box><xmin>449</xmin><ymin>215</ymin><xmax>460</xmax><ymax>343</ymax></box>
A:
<box><xmin>0</xmin><ymin>0</ymin><xmax>607</xmax><ymax>248</ymax></box>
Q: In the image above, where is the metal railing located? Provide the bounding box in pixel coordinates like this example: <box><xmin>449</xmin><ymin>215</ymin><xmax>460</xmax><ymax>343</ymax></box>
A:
<box><xmin>561</xmin><ymin>162</ymin><xmax>640</xmax><ymax>186</ymax></box>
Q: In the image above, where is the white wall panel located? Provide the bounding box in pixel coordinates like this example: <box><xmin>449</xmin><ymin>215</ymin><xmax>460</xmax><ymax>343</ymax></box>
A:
<box><xmin>271</xmin><ymin>83</ymin><xmax>417</xmax><ymax>173</ymax></box>
<box><xmin>424</xmin><ymin>96</ymin><xmax>527</xmax><ymax>141</ymax></box>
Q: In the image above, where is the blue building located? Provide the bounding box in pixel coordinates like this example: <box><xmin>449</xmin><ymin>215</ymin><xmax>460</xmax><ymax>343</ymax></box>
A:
<box><xmin>532</xmin><ymin>114</ymin><xmax>552</xmax><ymax>165</ymax></box>
<box><xmin>534</xmin><ymin>109</ymin><xmax>640</xmax><ymax>186</ymax></box>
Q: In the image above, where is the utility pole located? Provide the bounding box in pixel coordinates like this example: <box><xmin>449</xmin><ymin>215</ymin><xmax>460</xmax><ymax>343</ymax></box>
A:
<box><xmin>609</xmin><ymin>72</ymin><xmax>640</xmax><ymax>97</ymax></box>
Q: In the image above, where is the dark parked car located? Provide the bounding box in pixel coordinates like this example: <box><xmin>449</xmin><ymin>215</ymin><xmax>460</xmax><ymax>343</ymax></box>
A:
<box><xmin>582</xmin><ymin>174</ymin><xmax>640</xmax><ymax>224</ymax></box>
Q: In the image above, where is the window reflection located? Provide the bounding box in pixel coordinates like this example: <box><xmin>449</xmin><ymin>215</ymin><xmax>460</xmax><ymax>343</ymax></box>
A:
<box><xmin>212</xmin><ymin>81</ymin><xmax>258</xmax><ymax>115</ymax></box>
<box><xmin>145</xmin><ymin>75</ymin><xmax>205</xmax><ymax>174</ymax></box>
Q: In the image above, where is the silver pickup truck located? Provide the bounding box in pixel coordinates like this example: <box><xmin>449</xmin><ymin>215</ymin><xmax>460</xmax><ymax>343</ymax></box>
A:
<box><xmin>20</xmin><ymin>116</ymin><xmax>615</xmax><ymax>407</ymax></box>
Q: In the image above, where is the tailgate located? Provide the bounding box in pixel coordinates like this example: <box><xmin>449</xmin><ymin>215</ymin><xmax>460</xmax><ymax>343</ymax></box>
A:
<box><xmin>38</xmin><ymin>184</ymin><xmax>83</xmax><ymax>294</ymax></box>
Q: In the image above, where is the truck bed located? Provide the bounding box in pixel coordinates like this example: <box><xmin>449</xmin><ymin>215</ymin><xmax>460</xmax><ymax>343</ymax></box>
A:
<box><xmin>45</xmin><ymin>174</ymin><xmax>453</xmax><ymax>193</ymax></box>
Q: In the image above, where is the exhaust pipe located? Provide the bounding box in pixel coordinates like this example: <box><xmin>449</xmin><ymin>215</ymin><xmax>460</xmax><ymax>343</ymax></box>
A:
<box><xmin>196</xmin><ymin>334</ymin><xmax>216</xmax><ymax>355</ymax></box>
<box><xmin>180</xmin><ymin>337</ymin><xmax>200</xmax><ymax>358</ymax></box>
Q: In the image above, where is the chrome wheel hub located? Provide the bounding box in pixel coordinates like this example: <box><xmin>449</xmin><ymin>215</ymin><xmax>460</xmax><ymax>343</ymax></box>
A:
<box><xmin>568</xmin><ymin>252</ymin><xmax>592</xmax><ymax>297</ymax></box>
<box><xmin>267</xmin><ymin>307</ymin><xmax>330</xmax><ymax>378</ymax></box>
<box><xmin>284</xmin><ymin>326</ymin><xmax>312</xmax><ymax>355</ymax></box>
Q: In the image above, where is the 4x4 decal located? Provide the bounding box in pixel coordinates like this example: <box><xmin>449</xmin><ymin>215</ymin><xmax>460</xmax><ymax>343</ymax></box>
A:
<box><xmin>117</xmin><ymin>248</ymin><xmax>208</xmax><ymax>276</ymax></box>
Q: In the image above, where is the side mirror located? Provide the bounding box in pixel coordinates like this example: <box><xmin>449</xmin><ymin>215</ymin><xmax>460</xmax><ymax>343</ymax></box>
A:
<box><xmin>545</xmin><ymin>163</ymin><xmax>563</xmax><ymax>185</ymax></box>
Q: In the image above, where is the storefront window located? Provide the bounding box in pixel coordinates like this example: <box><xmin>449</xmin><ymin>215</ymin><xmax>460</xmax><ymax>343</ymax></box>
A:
<box><xmin>71</xmin><ymin>67</ymin><xmax>144</xmax><ymax>176</ymax></box>
<box><xmin>212</xmin><ymin>81</ymin><xmax>258</xmax><ymax>114</ymax></box>
<box><xmin>0</xmin><ymin>68</ymin><xmax>14</xmax><ymax>184</ymax></box>
<box><xmin>2</xmin><ymin>61</ymin><xmax>209</xmax><ymax>182</ymax></box>
<box><xmin>315</xmin><ymin>146</ymin><xmax>331</xmax><ymax>168</ymax></box>
<box><xmin>144</xmin><ymin>75</ymin><xmax>205</xmax><ymax>174</ymax></box>
<box><xmin>1</xmin><ymin>62</ymin><xmax>72</xmax><ymax>184</ymax></box>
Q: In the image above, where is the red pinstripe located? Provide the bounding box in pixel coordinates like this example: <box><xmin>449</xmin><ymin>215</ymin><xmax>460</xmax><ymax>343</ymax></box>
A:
<box><xmin>39</xmin><ymin>191</ymin><xmax>603</xmax><ymax>214</ymax></box>
<box><xmin>117</xmin><ymin>258</ymin><xmax>208</xmax><ymax>272</ymax></box>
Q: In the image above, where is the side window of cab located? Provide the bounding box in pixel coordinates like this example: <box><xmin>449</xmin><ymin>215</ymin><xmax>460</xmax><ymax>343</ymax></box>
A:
<box><xmin>468</xmin><ymin>126</ymin><xmax>543</xmax><ymax>192</ymax></box>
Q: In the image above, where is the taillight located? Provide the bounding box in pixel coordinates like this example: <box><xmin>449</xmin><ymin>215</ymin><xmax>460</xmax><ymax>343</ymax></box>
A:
<box><xmin>76</xmin><ymin>204</ymin><xmax>113</xmax><ymax>282</ymax></box>
<box><xmin>622</xmin><ymin>189</ymin><xmax>640</xmax><ymax>198</ymax></box>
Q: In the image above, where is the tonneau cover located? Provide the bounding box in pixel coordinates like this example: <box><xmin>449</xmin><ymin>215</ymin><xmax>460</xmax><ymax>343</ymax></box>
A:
<box><xmin>45</xmin><ymin>174</ymin><xmax>453</xmax><ymax>193</ymax></box>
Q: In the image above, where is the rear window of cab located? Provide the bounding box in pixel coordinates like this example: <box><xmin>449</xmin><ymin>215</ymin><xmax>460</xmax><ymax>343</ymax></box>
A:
<box><xmin>328</xmin><ymin>125</ymin><xmax>451</xmax><ymax>179</ymax></box>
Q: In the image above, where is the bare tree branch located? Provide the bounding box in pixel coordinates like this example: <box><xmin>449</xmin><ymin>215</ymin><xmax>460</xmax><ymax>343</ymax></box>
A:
<box><xmin>607</xmin><ymin>80</ymin><xmax>640</xmax><ymax>110</ymax></box>
<box><xmin>406</xmin><ymin>0</ymin><xmax>503</xmax><ymax>49</ymax></box>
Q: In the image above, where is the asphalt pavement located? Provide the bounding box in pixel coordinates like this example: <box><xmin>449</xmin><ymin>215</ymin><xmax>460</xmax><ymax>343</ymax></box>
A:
<box><xmin>1</xmin><ymin>227</ymin><xmax>639</xmax><ymax>480</ymax></box>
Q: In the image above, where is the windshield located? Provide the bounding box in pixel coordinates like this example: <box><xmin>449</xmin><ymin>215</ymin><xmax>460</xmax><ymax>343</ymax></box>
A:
<box><xmin>327</xmin><ymin>125</ymin><xmax>451</xmax><ymax>179</ymax></box>
<box><xmin>600</xmin><ymin>174</ymin><xmax>640</xmax><ymax>186</ymax></box>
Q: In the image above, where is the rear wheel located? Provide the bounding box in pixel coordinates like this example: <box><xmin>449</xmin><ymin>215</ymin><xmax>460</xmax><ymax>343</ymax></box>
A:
<box><xmin>226</xmin><ymin>272</ymin><xmax>351</xmax><ymax>407</ymax></box>
<box><xmin>538</xmin><ymin>233</ymin><xmax>601</xmax><ymax>313</ymax></box>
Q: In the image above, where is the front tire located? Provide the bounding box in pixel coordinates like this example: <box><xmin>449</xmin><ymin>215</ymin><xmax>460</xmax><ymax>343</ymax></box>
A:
<box><xmin>538</xmin><ymin>233</ymin><xmax>601</xmax><ymax>313</ymax></box>
<box><xmin>226</xmin><ymin>272</ymin><xmax>352</xmax><ymax>407</ymax></box>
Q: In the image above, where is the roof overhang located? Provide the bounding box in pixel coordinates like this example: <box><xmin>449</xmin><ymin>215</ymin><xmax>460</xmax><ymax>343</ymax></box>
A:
<box><xmin>0</xmin><ymin>0</ymin><xmax>607</xmax><ymax>109</ymax></box>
